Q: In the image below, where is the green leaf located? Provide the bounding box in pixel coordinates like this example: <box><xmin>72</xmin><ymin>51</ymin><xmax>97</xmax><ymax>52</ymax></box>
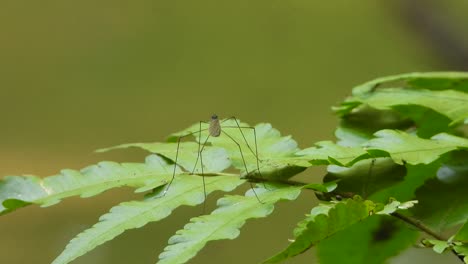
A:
<box><xmin>392</xmin><ymin>105</ymin><xmax>453</xmax><ymax>138</ymax></box>
<box><xmin>264</xmin><ymin>197</ymin><xmax>415</xmax><ymax>263</ymax></box>
<box><xmin>353</xmin><ymin>72</ymin><xmax>468</xmax><ymax>94</ymax></box>
<box><xmin>303</xmin><ymin>181</ymin><xmax>338</xmax><ymax>193</ymax></box>
<box><xmin>365</xmin><ymin>130</ymin><xmax>468</xmax><ymax>165</ymax></box>
<box><xmin>334</xmin><ymin>72</ymin><xmax>468</xmax><ymax>117</ymax></box>
<box><xmin>97</xmin><ymin>142</ymin><xmax>230</xmax><ymax>173</ymax></box>
<box><xmin>317</xmin><ymin>217</ymin><xmax>419</xmax><ymax>264</ymax></box>
<box><xmin>453</xmin><ymin>245</ymin><xmax>468</xmax><ymax>263</ymax></box>
<box><xmin>158</xmin><ymin>184</ymin><xmax>301</xmax><ymax>264</ymax></box>
<box><xmin>170</xmin><ymin>120</ymin><xmax>309</xmax><ymax>179</ymax></box>
<box><xmin>423</xmin><ymin>239</ymin><xmax>451</xmax><ymax>254</ymax></box>
<box><xmin>343</xmin><ymin>88</ymin><xmax>468</xmax><ymax>125</ymax></box>
<box><xmin>455</xmin><ymin>221</ymin><xmax>468</xmax><ymax>243</ymax></box>
<box><xmin>52</xmin><ymin>175</ymin><xmax>244</xmax><ymax>264</ymax></box>
<box><xmin>297</xmin><ymin>141</ymin><xmax>370</xmax><ymax>167</ymax></box>
<box><xmin>413</xmin><ymin>173</ymin><xmax>468</xmax><ymax>231</ymax></box>
<box><xmin>0</xmin><ymin>155</ymin><xmax>176</xmax><ymax>214</ymax></box>
<box><xmin>370</xmin><ymin>162</ymin><xmax>441</xmax><ymax>203</ymax></box>
<box><xmin>324</xmin><ymin>158</ymin><xmax>407</xmax><ymax>199</ymax></box>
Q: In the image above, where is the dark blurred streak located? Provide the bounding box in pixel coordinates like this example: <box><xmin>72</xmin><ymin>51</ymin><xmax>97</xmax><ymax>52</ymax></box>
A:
<box><xmin>372</xmin><ymin>218</ymin><xmax>398</xmax><ymax>242</ymax></box>
<box><xmin>391</xmin><ymin>0</ymin><xmax>468</xmax><ymax>70</ymax></box>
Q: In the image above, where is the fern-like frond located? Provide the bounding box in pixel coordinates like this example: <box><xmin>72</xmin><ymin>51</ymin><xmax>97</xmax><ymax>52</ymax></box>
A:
<box><xmin>97</xmin><ymin>142</ymin><xmax>230</xmax><ymax>173</ymax></box>
<box><xmin>158</xmin><ymin>184</ymin><xmax>302</xmax><ymax>264</ymax></box>
<box><xmin>52</xmin><ymin>175</ymin><xmax>244</xmax><ymax>264</ymax></box>
<box><xmin>0</xmin><ymin>155</ymin><xmax>177</xmax><ymax>214</ymax></box>
<box><xmin>172</xmin><ymin>121</ymin><xmax>310</xmax><ymax>179</ymax></box>
<box><xmin>265</xmin><ymin>197</ymin><xmax>417</xmax><ymax>263</ymax></box>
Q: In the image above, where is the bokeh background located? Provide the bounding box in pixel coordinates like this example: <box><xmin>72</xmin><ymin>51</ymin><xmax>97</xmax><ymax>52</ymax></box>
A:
<box><xmin>1</xmin><ymin>1</ymin><xmax>468</xmax><ymax>263</ymax></box>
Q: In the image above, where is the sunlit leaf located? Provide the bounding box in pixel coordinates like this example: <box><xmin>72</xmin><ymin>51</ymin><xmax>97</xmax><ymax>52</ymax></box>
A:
<box><xmin>97</xmin><ymin>142</ymin><xmax>230</xmax><ymax>173</ymax></box>
<box><xmin>365</xmin><ymin>130</ymin><xmax>468</xmax><ymax>165</ymax></box>
<box><xmin>0</xmin><ymin>155</ymin><xmax>176</xmax><ymax>214</ymax></box>
<box><xmin>158</xmin><ymin>184</ymin><xmax>301</xmax><ymax>264</ymax></box>
<box><xmin>52</xmin><ymin>175</ymin><xmax>244</xmax><ymax>264</ymax></box>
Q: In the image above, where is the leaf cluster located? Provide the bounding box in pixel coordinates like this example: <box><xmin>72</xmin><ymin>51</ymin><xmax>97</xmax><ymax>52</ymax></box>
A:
<box><xmin>1</xmin><ymin>72</ymin><xmax>468</xmax><ymax>263</ymax></box>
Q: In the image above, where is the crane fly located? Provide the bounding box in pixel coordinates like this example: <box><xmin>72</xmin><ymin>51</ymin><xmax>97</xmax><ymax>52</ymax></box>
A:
<box><xmin>163</xmin><ymin>114</ymin><xmax>264</xmax><ymax>210</ymax></box>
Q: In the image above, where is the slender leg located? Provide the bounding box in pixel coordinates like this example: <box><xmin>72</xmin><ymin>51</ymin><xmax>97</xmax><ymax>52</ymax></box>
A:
<box><xmin>191</xmin><ymin>121</ymin><xmax>208</xmax><ymax>174</ymax></box>
<box><xmin>223</xmin><ymin>122</ymin><xmax>266</xmax><ymax>188</ymax></box>
<box><xmin>222</xmin><ymin>131</ymin><xmax>263</xmax><ymax>203</ymax></box>
<box><xmin>221</xmin><ymin>117</ymin><xmax>259</xmax><ymax>159</ymax></box>
<box><xmin>197</xmin><ymin>135</ymin><xmax>211</xmax><ymax>213</ymax></box>
<box><xmin>163</xmin><ymin>128</ymin><xmax>207</xmax><ymax>196</ymax></box>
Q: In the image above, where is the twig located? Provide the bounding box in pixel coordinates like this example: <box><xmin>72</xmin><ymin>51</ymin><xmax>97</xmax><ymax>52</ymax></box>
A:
<box><xmin>391</xmin><ymin>212</ymin><xmax>465</xmax><ymax>263</ymax></box>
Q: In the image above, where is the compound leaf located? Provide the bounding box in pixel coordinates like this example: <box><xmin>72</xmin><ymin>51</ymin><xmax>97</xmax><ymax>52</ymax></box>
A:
<box><xmin>0</xmin><ymin>155</ymin><xmax>176</xmax><ymax>214</ymax></box>
<box><xmin>52</xmin><ymin>175</ymin><xmax>244</xmax><ymax>264</ymax></box>
<box><xmin>97</xmin><ymin>142</ymin><xmax>231</xmax><ymax>173</ymax></box>
<box><xmin>264</xmin><ymin>197</ymin><xmax>416</xmax><ymax>263</ymax></box>
<box><xmin>158</xmin><ymin>184</ymin><xmax>301</xmax><ymax>264</ymax></box>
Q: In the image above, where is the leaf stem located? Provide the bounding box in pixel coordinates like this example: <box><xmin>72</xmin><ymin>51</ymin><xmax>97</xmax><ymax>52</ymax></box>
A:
<box><xmin>391</xmin><ymin>212</ymin><xmax>445</xmax><ymax>240</ymax></box>
<box><xmin>391</xmin><ymin>212</ymin><xmax>465</xmax><ymax>262</ymax></box>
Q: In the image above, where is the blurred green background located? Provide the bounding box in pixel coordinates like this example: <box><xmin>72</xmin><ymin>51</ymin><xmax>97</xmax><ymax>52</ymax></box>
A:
<box><xmin>1</xmin><ymin>1</ymin><xmax>467</xmax><ymax>263</ymax></box>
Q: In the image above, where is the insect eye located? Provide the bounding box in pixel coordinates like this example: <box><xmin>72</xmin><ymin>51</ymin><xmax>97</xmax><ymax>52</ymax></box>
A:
<box><xmin>211</xmin><ymin>114</ymin><xmax>218</xmax><ymax>120</ymax></box>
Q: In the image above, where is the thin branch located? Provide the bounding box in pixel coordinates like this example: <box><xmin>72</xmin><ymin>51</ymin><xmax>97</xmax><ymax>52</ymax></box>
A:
<box><xmin>391</xmin><ymin>211</ymin><xmax>445</xmax><ymax>240</ymax></box>
<box><xmin>391</xmin><ymin>212</ymin><xmax>465</xmax><ymax>262</ymax></box>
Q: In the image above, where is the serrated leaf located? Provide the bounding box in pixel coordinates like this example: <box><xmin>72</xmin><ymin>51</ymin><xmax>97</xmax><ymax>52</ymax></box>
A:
<box><xmin>343</xmin><ymin>88</ymin><xmax>468</xmax><ymax>125</ymax></box>
<box><xmin>365</xmin><ymin>130</ymin><xmax>468</xmax><ymax>165</ymax></box>
<box><xmin>296</xmin><ymin>141</ymin><xmax>369</xmax><ymax>167</ymax></box>
<box><xmin>158</xmin><ymin>184</ymin><xmax>301</xmax><ymax>264</ymax></box>
<box><xmin>317</xmin><ymin>217</ymin><xmax>419</xmax><ymax>264</ymax></box>
<box><xmin>52</xmin><ymin>175</ymin><xmax>244</xmax><ymax>264</ymax></box>
<box><xmin>353</xmin><ymin>72</ymin><xmax>468</xmax><ymax>94</ymax></box>
<box><xmin>264</xmin><ymin>197</ymin><xmax>413</xmax><ymax>263</ymax></box>
<box><xmin>170</xmin><ymin>120</ymin><xmax>309</xmax><ymax>180</ymax></box>
<box><xmin>0</xmin><ymin>155</ymin><xmax>176</xmax><ymax>214</ymax></box>
<box><xmin>97</xmin><ymin>142</ymin><xmax>230</xmax><ymax>173</ymax></box>
<box><xmin>334</xmin><ymin>72</ymin><xmax>468</xmax><ymax>116</ymax></box>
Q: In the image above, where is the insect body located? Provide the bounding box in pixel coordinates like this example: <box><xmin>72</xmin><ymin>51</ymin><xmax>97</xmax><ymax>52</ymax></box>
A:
<box><xmin>209</xmin><ymin>114</ymin><xmax>221</xmax><ymax>137</ymax></box>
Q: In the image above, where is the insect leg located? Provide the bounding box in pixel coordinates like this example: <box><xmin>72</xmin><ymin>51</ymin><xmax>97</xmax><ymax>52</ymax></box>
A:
<box><xmin>163</xmin><ymin>127</ymin><xmax>208</xmax><ymax>196</ymax></box>
<box><xmin>222</xmin><ymin>130</ymin><xmax>263</xmax><ymax>204</ymax></box>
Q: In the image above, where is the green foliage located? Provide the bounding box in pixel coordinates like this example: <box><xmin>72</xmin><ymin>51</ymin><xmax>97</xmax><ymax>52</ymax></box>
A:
<box><xmin>52</xmin><ymin>176</ymin><xmax>244</xmax><ymax>264</ymax></box>
<box><xmin>1</xmin><ymin>72</ymin><xmax>468</xmax><ymax>263</ymax></box>
<box><xmin>0</xmin><ymin>155</ymin><xmax>176</xmax><ymax>214</ymax></box>
<box><xmin>264</xmin><ymin>197</ymin><xmax>417</xmax><ymax>263</ymax></box>
<box><xmin>317</xmin><ymin>217</ymin><xmax>419</xmax><ymax>264</ymax></box>
<box><xmin>159</xmin><ymin>185</ymin><xmax>301</xmax><ymax>264</ymax></box>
